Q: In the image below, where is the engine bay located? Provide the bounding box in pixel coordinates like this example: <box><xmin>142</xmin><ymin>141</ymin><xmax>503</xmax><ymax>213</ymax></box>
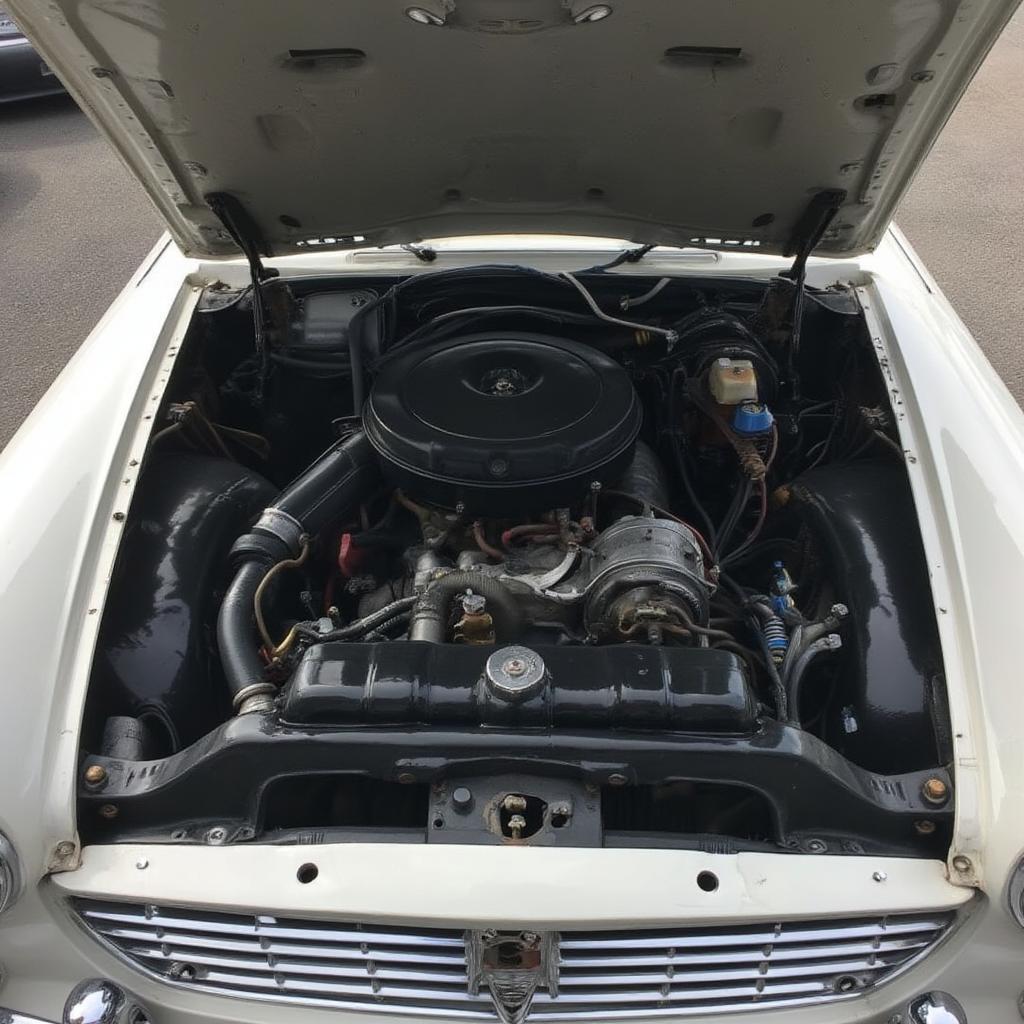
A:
<box><xmin>79</xmin><ymin>260</ymin><xmax>953</xmax><ymax>856</ymax></box>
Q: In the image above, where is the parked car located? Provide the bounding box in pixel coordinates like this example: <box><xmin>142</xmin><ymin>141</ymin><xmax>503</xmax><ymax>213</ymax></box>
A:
<box><xmin>0</xmin><ymin>7</ymin><xmax>62</xmax><ymax>102</ymax></box>
<box><xmin>1</xmin><ymin>1</ymin><xmax>1023</xmax><ymax>1023</ymax></box>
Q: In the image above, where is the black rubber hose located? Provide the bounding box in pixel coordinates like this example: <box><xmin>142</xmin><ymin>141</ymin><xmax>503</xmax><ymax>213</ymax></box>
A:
<box><xmin>613</xmin><ymin>441</ymin><xmax>671</xmax><ymax>512</ymax></box>
<box><xmin>410</xmin><ymin>572</ymin><xmax>525</xmax><ymax>643</ymax></box>
<box><xmin>217</xmin><ymin>562</ymin><xmax>270</xmax><ymax>712</ymax></box>
<box><xmin>274</xmin><ymin>432</ymin><xmax>379</xmax><ymax>542</ymax></box>
<box><xmin>219</xmin><ymin>432</ymin><xmax>381</xmax><ymax>710</ymax></box>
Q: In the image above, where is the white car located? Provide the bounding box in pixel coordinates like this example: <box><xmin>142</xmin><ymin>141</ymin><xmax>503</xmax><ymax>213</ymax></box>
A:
<box><xmin>1</xmin><ymin>1</ymin><xmax>1023</xmax><ymax>1023</ymax></box>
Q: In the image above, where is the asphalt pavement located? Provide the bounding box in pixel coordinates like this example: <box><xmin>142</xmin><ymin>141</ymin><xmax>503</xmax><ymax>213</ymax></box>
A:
<box><xmin>1</xmin><ymin>10</ymin><xmax>1022</xmax><ymax>450</ymax></box>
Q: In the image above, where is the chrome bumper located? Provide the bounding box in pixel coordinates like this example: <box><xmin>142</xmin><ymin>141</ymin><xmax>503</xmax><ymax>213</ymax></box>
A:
<box><xmin>0</xmin><ymin>988</ymin><xmax>969</xmax><ymax>1023</ymax></box>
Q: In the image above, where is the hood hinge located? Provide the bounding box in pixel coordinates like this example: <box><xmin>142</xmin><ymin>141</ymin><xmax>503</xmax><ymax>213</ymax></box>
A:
<box><xmin>206</xmin><ymin>192</ymin><xmax>281</xmax><ymax>398</ymax></box>
<box><xmin>754</xmin><ymin>189</ymin><xmax>847</xmax><ymax>397</ymax></box>
<box><xmin>205</xmin><ymin>191</ymin><xmax>279</xmax><ymax>282</ymax></box>
<box><xmin>782</xmin><ymin>188</ymin><xmax>847</xmax><ymax>280</ymax></box>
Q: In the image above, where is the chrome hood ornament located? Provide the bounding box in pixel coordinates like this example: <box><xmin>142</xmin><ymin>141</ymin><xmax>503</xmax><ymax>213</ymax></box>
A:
<box><xmin>466</xmin><ymin>930</ymin><xmax>560</xmax><ymax>1024</ymax></box>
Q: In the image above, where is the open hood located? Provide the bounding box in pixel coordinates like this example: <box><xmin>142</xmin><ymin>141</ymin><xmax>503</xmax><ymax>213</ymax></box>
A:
<box><xmin>10</xmin><ymin>0</ymin><xmax>1018</xmax><ymax>259</ymax></box>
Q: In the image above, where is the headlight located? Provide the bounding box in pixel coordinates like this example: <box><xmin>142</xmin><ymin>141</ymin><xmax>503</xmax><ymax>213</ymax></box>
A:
<box><xmin>1008</xmin><ymin>855</ymin><xmax>1024</xmax><ymax>928</ymax></box>
<box><xmin>0</xmin><ymin>831</ymin><xmax>20</xmax><ymax>915</ymax></box>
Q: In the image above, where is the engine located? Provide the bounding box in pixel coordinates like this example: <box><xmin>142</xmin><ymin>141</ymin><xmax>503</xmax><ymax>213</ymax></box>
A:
<box><xmin>81</xmin><ymin>264</ymin><xmax>953</xmax><ymax>855</ymax></box>
<box><xmin>354</xmin><ymin>332</ymin><xmax>709</xmax><ymax>649</ymax></box>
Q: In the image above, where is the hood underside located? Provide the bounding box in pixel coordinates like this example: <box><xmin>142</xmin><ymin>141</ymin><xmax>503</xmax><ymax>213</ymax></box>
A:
<box><xmin>9</xmin><ymin>0</ymin><xmax>1019</xmax><ymax>258</ymax></box>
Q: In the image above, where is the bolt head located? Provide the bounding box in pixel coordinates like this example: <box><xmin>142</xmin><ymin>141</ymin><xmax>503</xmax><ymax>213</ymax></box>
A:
<box><xmin>84</xmin><ymin>764</ymin><xmax>107</xmax><ymax>786</ymax></box>
<box><xmin>952</xmin><ymin>854</ymin><xmax>972</xmax><ymax>873</ymax></box>
<box><xmin>54</xmin><ymin>841</ymin><xmax>75</xmax><ymax>858</ymax></box>
<box><xmin>98</xmin><ymin>804</ymin><xmax>119</xmax><ymax>819</ymax></box>
<box><xmin>914</xmin><ymin>819</ymin><xmax>937</xmax><ymax>835</ymax></box>
<box><xmin>503</xmin><ymin>657</ymin><xmax>527</xmax><ymax>677</ymax></box>
<box><xmin>872</xmin><ymin>870</ymin><xmax>888</xmax><ymax>882</ymax></box>
<box><xmin>607</xmin><ymin>773</ymin><xmax>628</xmax><ymax>787</ymax></box>
<box><xmin>922</xmin><ymin>777</ymin><xmax>949</xmax><ymax>805</ymax></box>
<box><xmin>397</xmin><ymin>771</ymin><xmax>416</xmax><ymax>785</ymax></box>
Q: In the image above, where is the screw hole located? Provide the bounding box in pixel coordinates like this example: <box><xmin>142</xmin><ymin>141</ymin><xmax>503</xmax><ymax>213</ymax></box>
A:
<box><xmin>551</xmin><ymin>813</ymin><xmax>569</xmax><ymax>829</ymax></box>
<box><xmin>696</xmin><ymin>870</ymin><xmax>719</xmax><ymax>892</ymax></box>
<box><xmin>296</xmin><ymin>863</ymin><xmax>319</xmax><ymax>884</ymax></box>
<box><xmin>433</xmin><ymin>817</ymin><xmax>445</xmax><ymax>829</ymax></box>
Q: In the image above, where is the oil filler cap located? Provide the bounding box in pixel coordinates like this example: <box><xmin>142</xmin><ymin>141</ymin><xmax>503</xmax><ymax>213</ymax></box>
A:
<box><xmin>484</xmin><ymin>646</ymin><xmax>548</xmax><ymax>702</ymax></box>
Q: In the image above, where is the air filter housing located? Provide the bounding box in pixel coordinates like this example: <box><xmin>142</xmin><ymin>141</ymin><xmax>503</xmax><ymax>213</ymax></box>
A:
<box><xmin>363</xmin><ymin>332</ymin><xmax>642</xmax><ymax>514</ymax></box>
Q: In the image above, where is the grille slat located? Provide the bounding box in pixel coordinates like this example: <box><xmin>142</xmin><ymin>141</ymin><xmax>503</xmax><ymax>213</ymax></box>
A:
<box><xmin>79</xmin><ymin>906</ymin><xmax>464</xmax><ymax>947</ymax></box>
<box><xmin>126</xmin><ymin>947</ymin><xmax>473</xmax><ymax>985</ymax></box>
<box><xmin>89</xmin><ymin>925</ymin><xmax>468</xmax><ymax>964</ymax></box>
<box><xmin>73</xmin><ymin>899</ymin><xmax>952</xmax><ymax>1020</ymax></box>
<box><xmin>558</xmin><ymin>917</ymin><xmax>950</xmax><ymax>949</ymax></box>
<box><xmin>560</xmin><ymin>935</ymin><xmax>932</xmax><ymax>967</ymax></box>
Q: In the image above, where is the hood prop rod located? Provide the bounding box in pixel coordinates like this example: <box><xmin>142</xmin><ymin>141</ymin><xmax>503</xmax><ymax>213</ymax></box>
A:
<box><xmin>206</xmin><ymin>192</ymin><xmax>280</xmax><ymax>400</ymax></box>
<box><xmin>776</xmin><ymin>188</ymin><xmax>847</xmax><ymax>397</ymax></box>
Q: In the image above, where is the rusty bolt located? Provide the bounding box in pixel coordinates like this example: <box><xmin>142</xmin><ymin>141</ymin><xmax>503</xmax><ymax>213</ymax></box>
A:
<box><xmin>54</xmin><ymin>841</ymin><xmax>76</xmax><ymax>858</ymax></box>
<box><xmin>952</xmin><ymin>854</ymin><xmax>972</xmax><ymax>873</ymax></box>
<box><xmin>84</xmin><ymin>764</ymin><xmax>107</xmax><ymax>786</ymax></box>
<box><xmin>914</xmin><ymin>820</ymin><xmax>937</xmax><ymax>835</ymax></box>
<box><xmin>98</xmin><ymin>804</ymin><xmax>119</xmax><ymax>819</ymax></box>
<box><xmin>922</xmin><ymin>777</ymin><xmax>949</xmax><ymax>805</ymax></box>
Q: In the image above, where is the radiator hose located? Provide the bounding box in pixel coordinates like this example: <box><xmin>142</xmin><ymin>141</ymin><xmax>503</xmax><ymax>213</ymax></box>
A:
<box><xmin>409</xmin><ymin>571</ymin><xmax>525</xmax><ymax>643</ymax></box>
<box><xmin>217</xmin><ymin>432</ymin><xmax>380</xmax><ymax>714</ymax></box>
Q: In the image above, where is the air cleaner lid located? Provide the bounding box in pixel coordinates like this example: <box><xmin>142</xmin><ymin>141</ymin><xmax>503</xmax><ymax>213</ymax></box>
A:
<box><xmin>363</xmin><ymin>332</ymin><xmax>642</xmax><ymax>512</ymax></box>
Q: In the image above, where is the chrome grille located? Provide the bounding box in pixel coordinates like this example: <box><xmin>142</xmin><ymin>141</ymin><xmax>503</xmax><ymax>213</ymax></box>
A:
<box><xmin>73</xmin><ymin>899</ymin><xmax>952</xmax><ymax>1019</ymax></box>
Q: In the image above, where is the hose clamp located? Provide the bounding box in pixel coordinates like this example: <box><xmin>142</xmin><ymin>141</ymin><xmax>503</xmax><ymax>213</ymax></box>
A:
<box><xmin>255</xmin><ymin>507</ymin><xmax>305</xmax><ymax>556</ymax></box>
<box><xmin>232</xmin><ymin>682</ymin><xmax>277</xmax><ymax>715</ymax></box>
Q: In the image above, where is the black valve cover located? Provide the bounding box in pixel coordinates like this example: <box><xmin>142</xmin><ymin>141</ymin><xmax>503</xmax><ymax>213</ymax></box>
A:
<box><xmin>362</xmin><ymin>332</ymin><xmax>642</xmax><ymax>514</ymax></box>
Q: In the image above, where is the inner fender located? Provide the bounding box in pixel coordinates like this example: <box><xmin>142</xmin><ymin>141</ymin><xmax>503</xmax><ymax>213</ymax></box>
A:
<box><xmin>88</xmin><ymin>454</ymin><xmax>276</xmax><ymax>754</ymax></box>
<box><xmin>789</xmin><ymin>461</ymin><xmax>949</xmax><ymax>774</ymax></box>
